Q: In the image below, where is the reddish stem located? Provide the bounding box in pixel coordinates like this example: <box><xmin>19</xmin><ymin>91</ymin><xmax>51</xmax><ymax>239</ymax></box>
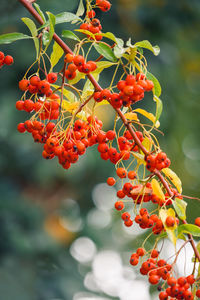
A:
<box><xmin>18</xmin><ymin>0</ymin><xmax>200</xmax><ymax>262</ymax></box>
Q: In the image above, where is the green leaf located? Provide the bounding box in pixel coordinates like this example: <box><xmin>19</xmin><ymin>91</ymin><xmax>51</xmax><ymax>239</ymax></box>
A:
<box><xmin>39</xmin><ymin>12</ymin><xmax>80</xmax><ymax>30</ymax></box>
<box><xmin>21</xmin><ymin>18</ymin><xmax>39</xmax><ymax>58</ymax></box>
<box><xmin>134</xmin><ymin>40</ymin><xmax>160</xmax><ymax>56</ymax></box>
<box><xmin>55</xmin><ymin>12</ymin><xmax>81</xmax><ymax>24</ymax></box>
<box><xmin>33</xmin><ymin>3</ymin><xmax>46</xmax><ymax>23</ymax></box>
<box><xmin>50</xmin><ymin>41</ymin><xmax>64</xmax><ymax>69</ymax></box>
<box><xmin>76</xmin><ymin>0</ymin><xmax>85</xmax><ymax>17</ymax></box>
<box><xmin>172</xmin><ymin>198</ymin><xmax>187</xmax><ymax>220</ymax></box>
<box><xmin>0</xmin><ymin>32</ymin><xmax>30</xmax><ymax>44</ymax></box>
<box><xmin>178</xmin><ymin>224</ymin><xmax>200</xmax><ymax>237</ymax></box>
<box><xmin>94</xmin><ymin>43</ymin><xmax>117</xmax><ymax>62</ymax></box>
<box><xmin>146</xmin><ymin>71</ymin><xmax>162</xmax><ymax>97</ymax></box>
<box><xmin>45</xmin><ymin>12</ymin><xmax>55</xmax><ymax>47</ymax></box>
<box><xmin>62</xmin><ymin>30</ymin><xmax>80</xmax><ymax>41</ymax></box>
<box><xmin>153</xmin><ymin>95</ymin><xmax>163</xmax><ymax>124</ymax></box>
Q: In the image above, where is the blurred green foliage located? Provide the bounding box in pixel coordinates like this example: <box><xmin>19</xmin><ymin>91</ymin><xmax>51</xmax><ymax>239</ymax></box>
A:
<box><xmin>0</xmin><ymin>0</ymin><xmax>200</xmax><ymax>299</ymax></box>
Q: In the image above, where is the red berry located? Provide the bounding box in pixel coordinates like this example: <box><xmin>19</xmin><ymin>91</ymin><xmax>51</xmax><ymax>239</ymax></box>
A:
<box><xmin>107</xmin><ymin>177</ymin><xmax>116</xmax><ymax>186</ymax></box>
<box><xmin>116</xmin><ymin>167</ymin><xmax>127</xmax><ymax>178</ymax></box>
<box><xmin>19</xmin><ymin>79</ymin><xmax>30</xmax><ymax>91</ymax></box>
<box><xmin>195</xmin><ymin>217</ymin><xmax>200</xmax><ymax>227</ymax></box>
<box><xmin>47</xmin><ymin>72</ymin><xmax>57</xmax><ymax>83</ymax></box>
<box><xmin>115</xmin><ymin>201</ymin><xmax>124</xmax><ymax>211</ymax></box>
<box><xmin>165</xmin><ymin>216</ymin><xmax>175</xmax><ymax>227</ymax></box>
<box><xmin>4</xmin><ymin>55</ymin><xmax>14</xmax><ymax>65</ymax></box>
<box><xmin>64</xmin><ymin>53</ymin><xmax>74</xmax><ymax>63</ymax></box>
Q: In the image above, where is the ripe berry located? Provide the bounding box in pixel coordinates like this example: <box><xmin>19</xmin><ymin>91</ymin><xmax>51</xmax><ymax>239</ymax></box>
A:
<box><xmin>116</xmin><ymin>167</ymin><xmax>127</xmax><ymax>178</ymax></box>
<box><xmin>115</xmin><ymin>201</ymin><xmax>124</xmax><ymax>211</ymax></box>
<box><xmin>4</xmin><ymin>55</ymin><xmax>14</xmax><ymax>65</ymax></box>
<box><xmin>107</xmin><ymin>177</ymin><xmax>116</xmax><ymax>186</ymax></box>
<box><xmin>47</xmin><ymin>72</ymin><xmax>57</xmax><ymax>83</ymax></box>
<box><xmin>67</xmin><ymin>63</ymin><xmax>77</xmax><ymax>73</ymax></box>
<box><xmin>17</xmin><ymin>123</ymin><xmax>26</xmax><ymax>133</ymax></box>
<box><xmin>87</xmin><ymin>9</ymin><xmax>96</xmax><ymax>18</ymax></box>
<box><xmin>73</xmin><ymin>55</ymin><xmax>85</xmax><ymax>66</ymax></box>
<box><xmin>165</xmin><ymin>216</ymin><xmax>175</xmax><ymax>227</ymax></box>
<box><xmin>19</xmin><ymin>79</ymin><xmax>30</xmax><ymax>91</ymax></box>
<box><xmin>16</xmin><ymin>100</ymin><xmax>24</xmax><ymax>111</ymax></box>
<box><xmin>136</xmin><ymin>248</ymin><xmax>145</xmax><ymax>257</ymax></box>
<box><xmin>106</xmin><ymin>130</ymin><xmax>116</xmax><ymax>140</ymax></box>
<box><xmin>196</xmin><ymin>289</ymin><xmax>200</xmax><ymax>297</ymax></box>
<box><xmin>195</xmin><ymin>217</ymin><xmax>200</xmax><ymax>227</ymax></box>
<box><xmin>65</xmin><ymin>70</ymin><xmax>76</xmax><ymax>80</ymax></box>
<box><xmin>124</xmin><ymin>219</ymin><xmax>133</xmax><ymax>227</ymax></box>
<box><xmin>128</xmin><ymin>171</ymin><xmax>136</xmax><ymax>180</ymax></box>
<box><xmin>30</xmin><ymin>75</ymin><xmax>40</xmax><ymax>86</ymax></box>
<box><xmin>64</xmin><ymin>53</ymin><xmax>74</xmax><ymax>63</ymax></box>
<box><xmin>121</xmin><ymin>212</ymin><xmax>130</xmax><ymax>221</ymax></box>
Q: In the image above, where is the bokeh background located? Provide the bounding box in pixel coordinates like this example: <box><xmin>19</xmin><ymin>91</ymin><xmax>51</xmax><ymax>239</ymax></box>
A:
<box><xmin>0</xmin><ymin>0</ymin><xmax>200</xmax><ymax>299</ymax></box>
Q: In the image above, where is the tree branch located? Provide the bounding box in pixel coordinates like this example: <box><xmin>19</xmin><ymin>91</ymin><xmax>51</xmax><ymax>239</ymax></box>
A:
<box><xmin>18</xmin><ymin>0</ymin><xmax>200</xmax><ymax>262</ymax></box>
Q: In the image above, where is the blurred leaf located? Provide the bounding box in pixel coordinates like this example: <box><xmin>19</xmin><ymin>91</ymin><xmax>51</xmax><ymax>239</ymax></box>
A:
<box><xmin>21</xmin><ymin>18</ymin><xmax>39</xmax><ymax>58</ymax></box>
<box><xmin>172</xmin><ymin>198</ymin><xmax>187</xmax><ymax>220</ymax></box>
<box><xmin>33</xmin><ymin>3</ymin><xmax>46</xmax><ymax>23</ymax></box>
<box><xmin>151</xmin><ymin>178</ymin><xmax>165</xmax><ymax>201</ymax></box>
<box><xmin>0</xmin><ymin>32</ymin><xmax>30</xmax><ymax>44</ymax></box>
<box><xmin>50</xmin><ymin>41</ymin><xmax>64</xmax><ymax>69</ymax></box>
<box><xmin>94</xmin><ymin>43</ymin><xmax>117</xmax><ymax>62</ymax></box>
<box><xmin>62</xmin><ymin>30</ymin><xmax>80</xmax><ymax>41</ymax></box>
<box><xmin>162</xmin><ymin>168</ymin><xmax>182</xmax><ymax>194</ymax></box>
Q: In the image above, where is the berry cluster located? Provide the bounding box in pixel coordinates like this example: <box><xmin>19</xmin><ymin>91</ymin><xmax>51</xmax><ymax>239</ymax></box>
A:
<box><xmin>64</xmin><ymin>53</ymin><xmax>97</xmax><ymax>80</ymax></box>
<box><xmin>97</xmin><ymin>129</ymin><xmax>144</xmax><ymax>164</ymax></box>
<box><xmin>18</xmin><ymin>73</ymin><xmax>57</xmax><ymax>96</ymax></box>
<box><xmin>145</xmin><ymin>151</ymin><xmax>171</xmax><ymax>172</ymax></box>
<box><xmin>94</xmin><ymin>73</ymin><xmax>154</xmax><ymax>109</ymax></box>
<box><xmin>0</xmin><ymin>51</ymin><xmax>14</xmax><ymax>68</ymax></box>
<box><xmin>80</xmin><ymin>17</ymin><xmax>103</xmax><ymax>41</ymax></box>
<box><xmin>130</xmin><ymin>247</ymin><xmax>198</xmax><ymax>300</ymax></box>
<box><xmin>79</xmin><ymin>0</ymin><xmax>111</xmax><ymax>40</ymax></box>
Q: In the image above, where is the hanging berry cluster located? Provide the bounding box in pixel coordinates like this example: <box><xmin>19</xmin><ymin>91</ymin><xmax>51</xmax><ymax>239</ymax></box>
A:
<box><xmin>1</xmin><ymin>0</ymin><xmax>200</xmax><ymax>298</ymax></box>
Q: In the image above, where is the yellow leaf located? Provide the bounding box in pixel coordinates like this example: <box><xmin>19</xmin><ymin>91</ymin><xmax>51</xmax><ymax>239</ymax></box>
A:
<box><xmin>124</xmin><ymin>112</ymin><xmax>138</xmax><ymax>121</ymax></box>
<box><xmin>61</xmin><ymin>101</ymin><xmax>79</xmax><ymax>112</ymax></box>
<box><xmin>133</xmin><ymin>108</ymin><xmax>160</xmax><ymax>128</ymax></box>
<box><xmin>151</xmin><ymin>178</ymin><xmax>165</xmax><ymax>201</ymax></box>
<box><xmin>159</xmin><ymin>208</ymin><xmax>177</xmax><ymax>245</ymax></box>
<box><xmin>142</xmin><ymin>137</ymin><xmax>152</xmax><ymax>152</ymax></box>
<box><xmin>50</xmin><ymin>41</ymin><xmax>64</xmax><ymax>69</ymax></box>
<box><xmin>162</xmin><ymin>168</ymin><xmax>182</xmax><ymax>194</ymax></box>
